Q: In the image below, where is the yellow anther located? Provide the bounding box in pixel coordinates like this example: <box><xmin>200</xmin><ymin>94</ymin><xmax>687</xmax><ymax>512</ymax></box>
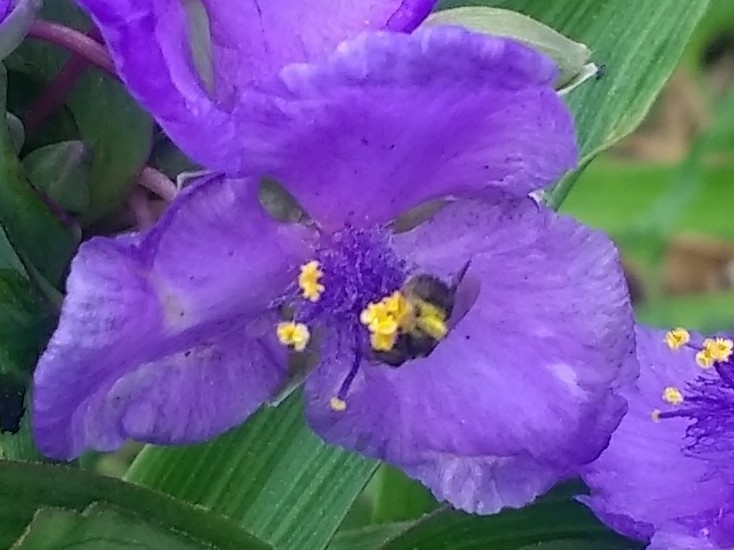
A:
<box><xmin>330</xmin><ymin>396</ymin><xmax>347</xmax><ymax>412</ymax></box>
<box><xmin>384</xmin><ymin>291</ymin><xmax>412</xmax><ymax>326</ymax></box>
<box><xmin>359</xmin><ymin>302</ymin><xmax>379</xmax><ymax>326</ymax></box>
<box><xmin>360</xmin><ymin>301</ymin><xmax>398</xmax><ymax>335</ymax></box>
<box><xmin>662</xmin><ymin>386</ymin><xmax>684</xmax><ymax>405</ymax></box>
<box><xmin>276</xmin><ymin>321</ymin><xmax>310</xmax><ymax>352</ymax></box>
<box><xmin>370</xmin><ymin>331</ymin><xmax>397</xmax><ymax>351</ymax></box>
<box><xmin>702</xmin><ymin>337</ymin><xmax>733</xmax><ymax>363</ymax></box>
<box><xmin>651</xmin><ymin>409</ymin><xmax>661</xmax><ymax>423</ymax></box>
<box><xmin>361</xmin><ymin>300</ymin><xmax>399</xmax><ymax>351</ymax></box>
<box><xmin>696</xmin><ymin>350</ymin><xmax>714</xmax><ymax>369</ymax></box>
<box><xmin>298</xmin><ymin>260</ymin><xmax>325</xmax><ymax>302</ymax></box>
<box><xmin>665</xmin><ymin>328</ymin><xmax>690</xmax><ymax>350</ymax></box>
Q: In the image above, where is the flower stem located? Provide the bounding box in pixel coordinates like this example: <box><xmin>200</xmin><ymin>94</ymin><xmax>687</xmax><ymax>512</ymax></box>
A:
<box><xmin>137</xmin><ymin>166</ymin><xmax>178</xmax><ymax>202</ymax></box>
<box><xmin>128</xmin><ymin>189</ymin><xmax>156</xmax><ymax>230</ymax></box>
<box><xmin>24</xmin><ymin>24</ymin><xmax>108</xmax><ymax>135</ymax></box>
<box><xmin>544</xmin><ymin>160</ymin><xmax>589</xmax><ymax>211</ymax></box>
<box><xmin>27</xmin><ymin>20</ymin><xmax>116</xmax><ymax>76</ymax></box>
<box><xmin>23</xmin><ymin>55</ymin><xmax>88</xmax><ymax>136</ymax></box>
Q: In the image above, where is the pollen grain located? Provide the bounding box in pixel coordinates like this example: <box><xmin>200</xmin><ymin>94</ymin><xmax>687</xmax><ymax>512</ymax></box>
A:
<box><xmin>665</xmin><ymin>328</ymin><xmax>690</xmax><ymax>350</ymax></box>
<box><xmin>702</xmin><ymin>337</ymin><xmax>733</xmax><ymax>363</ymax></box>
<box><xmin>298</xmin><ymin>260</ymin><xmax>325</xmax><ymax>302</ymax></box>
<box><xmin>276</xmin><ymin>321</ymin><xmax>310</xmax><ymax>352</ymax></box>
<box><xmin>413</xmin><ymin>300</ymin><xmax>448</xmax><ymax>340</ymax></box>
<box><xmin>695</xmin><ymin>350</ymin><xmax>714</xmax><ymax>369</ymax></box>
<box><xmin>662</xmin><ymin>386</ymin><xmax>684</xmax><ymax>405</ymax></box>
<box><xmin>360</xmin><ymin>292</ymin><xmax>412</xmax><ymax>351</ymax></box>
<box><xmin>330</xmin><ymin>396</ymin><xmax>347</xmax><ymax>412</ymax></box>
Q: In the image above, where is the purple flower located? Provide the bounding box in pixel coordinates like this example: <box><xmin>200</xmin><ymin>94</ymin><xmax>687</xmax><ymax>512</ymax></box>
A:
<box><xmin>33</xmin><ymin>27</ymin><xmax>636</xmax><ymax>513</ymax></box>
<box><xmin>581</xmin><ymin>325</ymin><xmax>734</xmax><ymax>549</ymax></box>
<box><xmin>75</xmin><ymin>0</ymin><xmax>437</xmax><ymax>172</ymax></box>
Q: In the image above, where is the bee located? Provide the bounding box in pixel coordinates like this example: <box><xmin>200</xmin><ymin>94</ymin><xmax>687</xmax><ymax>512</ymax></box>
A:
<box><xmin>372</xmin><ymin>262</ymin><xmax>472</xmax><ymax>368</ymax></box>
<box><xmin>267</xmin><ymin>263</ymin><xmax>475</xmax><ymax>406</ymax></box>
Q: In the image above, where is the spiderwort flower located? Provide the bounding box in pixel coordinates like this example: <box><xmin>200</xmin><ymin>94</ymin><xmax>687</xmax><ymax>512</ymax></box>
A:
<box><xmin>581</xmin><ymin>325</ymin><xmax>734</xmax><ymax>549</ymax></box>
<box><xmin>75</xmin><ymin>0</ymin><xmax>437</xmax><ymax>172</ymax></box>
<box><xmin>34</xmin><ymin>27</ymin><xmax>636</xmax><ymax>513</ymax></box>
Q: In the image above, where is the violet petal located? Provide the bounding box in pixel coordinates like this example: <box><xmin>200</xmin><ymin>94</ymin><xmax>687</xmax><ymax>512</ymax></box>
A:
<box><xmin>306</xmin><ymin>196</ymin><xmax>634</xmax><ymax>513</ymax></box>
<box><xmin>75</xmin><ymin>0</ymin><xmax>435</xmax><ymax>170</ymax></box>
<box><xmin>581</xmin><ymin>325</ymin><xmax>734</xmax><ymax>548</ymax></box>
<box><xmin>260</xmin><ymin>28</ymin><xmax>577</xmax><ymax>228</ymax></box>
<box><xmin>33</xmin><ymin>176</ymin><xmax>307</xmax><ymax>459</ymax></box>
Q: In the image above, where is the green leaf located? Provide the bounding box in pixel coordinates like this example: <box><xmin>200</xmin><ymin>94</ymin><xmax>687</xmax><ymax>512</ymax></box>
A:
<box><xmin>13</xmin><ymin>504</ymin><xmax>209</xmax><ymax>550</ymax></box>
<box><xmin>327</xmin><ymin>523</ymin><xmax>413</xmax><ymax>550</ymax></box>
<box><xmin>0</xmin><ymin>66</ymin><xmax>79</xmax><ymax>287</ymax></box>
<box><xmin>126</xmin><ymin>392</ymin><xmax>378</xmax><ymax>550</ymax></box>
<box><xmin>0</xmin><ymin>0</ymin><xmax>41</xmax><ymax>60</ymax></box>
<box><xmin>437</xmin><ymin>0</ymin><xmax>709</xmax><ymax>208</ymax></box>
<box><xmin>373</xmin><ymin>486</ymin><xmax>641</xmax><ymax>550</ymax></box>
<box><xmin>637</xmin><ymin>292</ymin><xmax>734</xmax><ymax>333</ymax></box>
<box><xmin>426</xmin><ymin>7</ymin><xmax>592</xmax><ymax>89</ymax></box>
<box><xmin>442</xmin><ymin>0</ymin><xmax>709</xmax><ymax>161</ymax></box>
<box><xmin>367</xmin><ymin>465</ymin><xmax>437</xmax><ymax>524</ymax></box>
<box><xmin>6</xmin><ymin>113</ymin><xmax>24</xmax><ymax>154</ymax></box>
<box><xmin>7</xmin><ymin>0</ymin><xmax>153</xmax><ymax>223</ymax></box>
<box><xmin>0</xmin><ymin>269</ymin><xmax>54</xmax><ymax>459</ymax></box>
<box><xmin>22</xmin><ymin>141</ymin><xmax>92</xmax><ymax>215</ymax></box>
<box><xmin>0</xmin><ymin>460</ymin><xmax>270</xmax><ymax>550</ymax></box>
<box><xmin>0</xmin><ymin>391</ymin><xmax>42</xmax><ymax>461</ymax></box>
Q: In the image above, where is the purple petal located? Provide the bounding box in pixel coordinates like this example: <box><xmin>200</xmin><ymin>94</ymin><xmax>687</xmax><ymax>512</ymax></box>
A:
<box><xmin>305</xmin><ymin>197</ymin><xmax>635</xmax><ymax>513</ymax></box>
<box><xmin>33</xmin><ymin>176</ymin><xmax>307</xmax><ymax>459</ymax></box>
<box><xmin>581</xmin><ymin>325</ymin><xmax>734</xmax><ymax>548</ymax></box>
<box><xmin>76</xmin><ymin>0</ymin><xmax>435</xmax><ymax>171</ymax></box>
<box><xmin>649</xmin><ymin>527</ymin><xmax>724</xmax><ymax>550</ymax></box>
<box><xmin>260</xmin><ymin>27</ymin><xmax>577</xmax><ymax>228</ymax></box>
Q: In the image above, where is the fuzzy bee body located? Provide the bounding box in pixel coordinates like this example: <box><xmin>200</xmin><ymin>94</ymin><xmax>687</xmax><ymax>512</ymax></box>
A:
<box><xmin>372</xmin><ymin>271</ymin><xmax>463</xmax><ymax>368</ymax></box>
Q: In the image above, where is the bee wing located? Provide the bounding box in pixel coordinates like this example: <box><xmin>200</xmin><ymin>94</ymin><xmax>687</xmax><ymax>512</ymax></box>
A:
<box><xmin>448</xmin><ymin>261</ymin><xmax>480</xmax><ymax>330</ymax></box>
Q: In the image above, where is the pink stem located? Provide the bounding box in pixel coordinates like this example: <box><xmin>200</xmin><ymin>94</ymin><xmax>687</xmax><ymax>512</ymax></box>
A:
<box><xmin>27</xmin><ymin>20</ymin><xmax>116</xmax><ymax>76</ymax></box>
<box><xmin>137</xmin><ymin>166</ymin><xmax>178</xmax><ymax>202</ymax></box>
<box><xmin>128</xmin><ymin>189</ymin><xmax>155</xmax><ymax>230</ymax></box>
<box><xmin>24</xmin><ymin>56</ymin><xmax>88</xmax><ymax>135</ymax></box>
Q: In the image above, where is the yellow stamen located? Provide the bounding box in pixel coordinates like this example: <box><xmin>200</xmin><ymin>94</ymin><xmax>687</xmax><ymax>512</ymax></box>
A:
<box><xmin>696</xmin><ymin>350</ymin><xmax>714</xmax><ymax>369</ymax></box>
<box><xmin>330</xmin><ymin>396</ymin><xmax>347</xmax><ymax>412</ymax></box>
<box><xmin>298</xmin><ymin>260</ymin><xmax>325</xmax><ymax>302</ymax></box>
<box><xmin>276</xmin><ymin>321</ymin><xmax>310</xmax><ymax>352</ymax></box>
<box><xmin>360</xmin><ymin>301</ymin><xmax>398</xmax><ymax>335</ymax></box>
<box><xmin>702</xmin><ymin>337</ymin><xmax>734</xmax><ymax>363</ymax></box>
<box><xmin>384</xmin><ymin>291</ymin><xmax>412</xmax><ymax>327</ymax></box>
<box><xmin>665</xmin><ymin>328</ymin><xmax>690</xmax><ymax>350</ymax></box>
<box><xmin>651</xmin><ymin>409</ymin><xmax>661</xmax><ymax>423</ymax></box>
<box><xmin>361</xmin><ymin>294</ymin><xmax>414</xmax><ymax>351</ymax></box>
<box><xmin>370</xmin><ymin>331</ymin><xmax>397</xmax><ymax>351</ymax></box>
<box><xmin>662</xmin><ymin>386</ymin><xmax>684</xmax><ymax>405</ymax></box>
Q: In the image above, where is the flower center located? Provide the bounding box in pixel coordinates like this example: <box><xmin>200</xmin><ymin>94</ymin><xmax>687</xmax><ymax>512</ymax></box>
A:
<box><xmin>274</xmin><ymin>225</ymin><xmax>456</xmax><ymax>411</ymax></box>
<box><xmin>655</xmin><ymin>329</ymin><xmax>734</xmax><ymax>456</ymax></box>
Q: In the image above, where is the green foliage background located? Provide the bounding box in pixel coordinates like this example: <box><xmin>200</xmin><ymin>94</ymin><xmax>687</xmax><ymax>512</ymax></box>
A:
<box><xmin>0</xmin><ymin>0</ymin><xmax>729</xmax><ymax>548</ymax></box>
